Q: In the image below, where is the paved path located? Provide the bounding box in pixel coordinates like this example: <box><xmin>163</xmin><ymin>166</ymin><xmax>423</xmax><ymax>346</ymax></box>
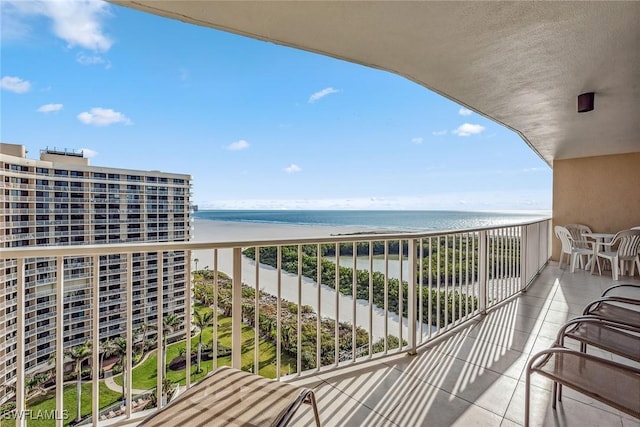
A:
<box><xmin>102</xmin><ymin>349</ymin><xmax>156</xmax><ymax>395</ymax></box>
<box><xmin>193</xmin><ymin>248</ymin><xmax>428</xmax><ymax>342</ymax></box>
<box><xmin>103</xmin><ymin>374</ymin><xmax>149</xmax><ymax>395</ymax></box>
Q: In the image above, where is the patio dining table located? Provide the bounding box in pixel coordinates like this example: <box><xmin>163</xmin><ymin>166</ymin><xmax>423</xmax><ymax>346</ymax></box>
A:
<box><xmin>582</xmin><ymin>232</ymin><xmax>616</xmax><ymax>273</ymax></box>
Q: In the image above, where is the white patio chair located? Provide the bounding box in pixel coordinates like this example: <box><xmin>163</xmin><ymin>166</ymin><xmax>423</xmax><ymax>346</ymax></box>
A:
<box><xmin>565</xmin><ymin>223</ymin><xmax>593</xmax><ymax>249</ymax></box>
<box><xmin>554</xmin><ymin>225</ymin><xmax>593</xmax><ymax>272</ymax></box>
<box><xmin>593</xmin><ymin>229</ymin><xmax>640</xmax><ymax>280</ymax></box>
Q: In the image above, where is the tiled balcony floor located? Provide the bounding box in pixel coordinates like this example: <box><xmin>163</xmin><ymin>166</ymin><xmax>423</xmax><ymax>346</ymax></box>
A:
<box><xmin>288</xmin><ymin>263</ymin><xmax>640</xmax><ymax>427</ymax></box>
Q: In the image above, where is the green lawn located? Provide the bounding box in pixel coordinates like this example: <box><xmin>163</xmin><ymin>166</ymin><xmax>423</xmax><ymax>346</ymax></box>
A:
<box><xmin>1</xmin><ymin>381</ymin><xmax>121</xmax><ymax>427</ymax></box>
<box><xmin>114</xmin><ymin>314</ymin><xmax>296</xmax><ymax>391</ymax></box>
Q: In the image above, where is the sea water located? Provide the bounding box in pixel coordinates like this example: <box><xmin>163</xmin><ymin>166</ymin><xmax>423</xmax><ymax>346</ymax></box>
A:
<box><xmin>194</xmin><ymin>209</ymin><xmax>549</xmax><ymax>232</ymax></box>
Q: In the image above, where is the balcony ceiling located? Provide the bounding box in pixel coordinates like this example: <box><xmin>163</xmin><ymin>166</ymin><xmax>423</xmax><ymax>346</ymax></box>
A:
<box><xmin>111</xmin><ymin>1</ymin><xmax>640</xmax><ymax>166</ymax></box>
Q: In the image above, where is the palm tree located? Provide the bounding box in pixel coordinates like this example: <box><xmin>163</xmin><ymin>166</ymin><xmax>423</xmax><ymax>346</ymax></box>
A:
<box><xmin>156</xmin><ymin>313</ymin><xmax>182</xmax><ymax>376</ymax></box>
<box><xmin>65</xmin><ymin>341</ymin><xmax>92</xmax><ymax>421</ymax></box>
<box><xmin>110</xmin><ymin>337</ymin><xmax>128</xmax><ymax>399</ymax></box>
<box><xmin>134</xmin><ymin>322</ymin><xmax>151</xmax><ymax>353</ymax></box>
<box><xmin>25</xmin><ymin>372</ymin><xmax>50</xmax><ymax>398</ymax></box>
<box><xmin>192</xmin><ymin>310</ymin><xmax>213</xmax><ymax>373</ymax></box>
<box><xmin>99</xmin><ymin>339</ymin><xmax>114</xmax><ymax>378</ymax></box>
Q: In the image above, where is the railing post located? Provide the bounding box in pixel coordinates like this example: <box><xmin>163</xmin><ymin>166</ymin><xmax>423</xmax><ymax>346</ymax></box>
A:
<box><xmin>407</xmin><ymin>239</ymin><xmax>418</xmax><ymax>355</ymax></box>
<box><xmin>92</xmin><ymin>256</ymin><xmax>100</xmax><ymax>426</ymax></box>
<box><xmin>520</xmin><ymin>225</ymin><xmax>528</xmax><ymax>292</ymax></box>
<box><xmin>185</xmin><ymin>250</ymin><xmax>192</xmax><ymax>389</ymax></box>
<box><xmin>16</xmin><ymin>259</ymin><xmax>25</xmax><ymax>427</ymax></box>
<box><xmin>231</xmin><ymin>248</ymin><xmax>242</xmax><ymax>369</ymax></box>
<box><xmin>478</xmin><ymin>231</ymin><xmax>487</xmax><ymax>315</ymax></box>
<box><xmin>125</xmin><ymin>254</ymin><xmax>133</xmax><ymax>418</ymax></box>
<box><xmin>156</xmin><ymin>252</ymin><xmax>164</xmax><ymax>409</ymax></box>
<box><xmin>56</xmin><ymin>256</ymin><xmax>64</xmax><ymax>427</ymax></box>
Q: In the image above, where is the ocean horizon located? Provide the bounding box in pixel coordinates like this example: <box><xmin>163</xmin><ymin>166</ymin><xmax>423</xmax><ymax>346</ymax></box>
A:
<box><xmin>194</xmin><ymin>209</ymin><xmax>550</xmax><ymax>232</ymax></box>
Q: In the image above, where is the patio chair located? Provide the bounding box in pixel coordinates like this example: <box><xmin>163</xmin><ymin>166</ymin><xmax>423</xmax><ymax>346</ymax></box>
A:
<box><xmin>138</xmin><ymin>366</ymin><xmax>320</xmax><ymax>427</ymax></box>
<box><xmin>592</xmin><ymin>229</ymin><xmax>640</xmax><ymax>280</ymax></box>
<box><xmin>564</xmin><ymin>223</ymin><xmax>592</xmax><ymax>250</ymax></box>
<box><xmin>554</xmin><ymin>225</ymin><xmax>592</xmax><ymax>272</ymax></box>
<box><xmin>525</xmin><ymin>347</ymin><xmax>640</xmax><ymax>427</ymax></box>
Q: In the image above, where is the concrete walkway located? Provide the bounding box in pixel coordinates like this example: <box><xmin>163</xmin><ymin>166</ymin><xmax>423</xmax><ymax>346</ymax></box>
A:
<box><xmin>103</xmin><ymin>374</ymin><xmax>149</xmax><ymax>395</ymax></box>
<box><xmin>102</xmin><ymin>349</ymin><xmax>156</xmax><ymax>395</ymax></box>
<box><xmin>192</xmin><ymin>248</ymin><xmax>429</xmax><ymax>342</ymax></box>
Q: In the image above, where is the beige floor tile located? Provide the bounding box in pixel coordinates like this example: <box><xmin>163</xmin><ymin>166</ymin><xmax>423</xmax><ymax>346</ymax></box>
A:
<box><xmin>422</xmin><ymin>355</ymin><xmax>518</xmax><ymax>417</ymax></box>
<box><xmin>505</xmin><ymin>380</ymin><xmax>625</xmax><ymax>427</ymax></box>
<box><xmin>384</xmin><ymin>380</ymin><xmax>502</xmax><ymax>427</ymax></box>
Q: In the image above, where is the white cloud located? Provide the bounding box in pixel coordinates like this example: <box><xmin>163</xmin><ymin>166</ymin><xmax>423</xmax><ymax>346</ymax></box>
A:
<box><xmin>4</xmin><ymin>0</ymin><xmax>113</xmax><ymax>51</ymax></box>
<box><xmin>411</xmin><ymin>137</ymin><xmax>424</xmax><ymax>145</ymax></box>
<box><xmin>284</xmin><ymin>164</ymin><xmax>302</xmax><ymax>173</ymax></box>
<box><xmin>37</xmin><ymin>103</ymin><xmax>63</xmax><ymax>113</ymax></box>
<box><xmin>452</xmin><ymin>123</ymin><xmax>485</xmax><ymax>137</ymax></box>
<box><xmin>76</xmin><ymin>53</ymin><xmax>110</xmax><ymax>68</ymax></box>
<box><xmin>432</xmin><ymin>130</ymin><xmax>447</xmax><ymax>136</ymax></box>
<box><xmin>79</xmin><ymin>148</ymin><xmax>98</xmax><ymax>158</ymax></box>
<box><xmin>458</xmin><ymin>108</ymin><xmax>473</xmax><ymax>116</ymax></box>
<box><xmin>77</xmin><ymin>107</ymin><xmax>131</xmax><ymax>126</ymax></box>
<box><xmin>226</xmin><ymin>140</ymin><xmax>249</xmax><ymax>151</ymax></box>
<box><xmin>308</xmin><ymin>87</ymin><xmax>339</xmax><ymax>103</ymax></box>
<box><xmin>1</xmin><ymin>76</ymin><xmax>31</xmax><ymax>93</ymax></box>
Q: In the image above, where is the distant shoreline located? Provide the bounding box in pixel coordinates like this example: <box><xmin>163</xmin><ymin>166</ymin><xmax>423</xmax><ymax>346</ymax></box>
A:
<box><xmin>192</xmin><ymin>209</ymin><xmax>550</xmax><ymax>235</ymax></box>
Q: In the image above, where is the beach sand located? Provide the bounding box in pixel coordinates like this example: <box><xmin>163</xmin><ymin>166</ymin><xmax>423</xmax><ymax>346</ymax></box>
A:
<box><xmin>191</xmin><ymin>219</ymin><xmax>418</xmax><ymax>341</ymax></box>
<box><xmin>192</xmin><ymin>219</ymin><xmax>378</xmax><ymax>242</ymax></box>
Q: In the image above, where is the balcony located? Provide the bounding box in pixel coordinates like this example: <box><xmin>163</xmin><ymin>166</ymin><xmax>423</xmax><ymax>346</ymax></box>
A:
<box><xmin>3</xmin><ymin>218</ymin><xmax>640</xmax><ymax>427</ymax></box>
<box><xmin>0</xmin><ymin>220</ymin><xmax>588</xmax><ymax>424</ymax></box>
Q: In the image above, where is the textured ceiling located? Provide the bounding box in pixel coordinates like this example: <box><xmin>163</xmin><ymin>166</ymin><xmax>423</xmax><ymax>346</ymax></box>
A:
<box><xmin>110</xmin><ymin>1</ymin><xmax>640</xmax><ymax>166</ymax></box>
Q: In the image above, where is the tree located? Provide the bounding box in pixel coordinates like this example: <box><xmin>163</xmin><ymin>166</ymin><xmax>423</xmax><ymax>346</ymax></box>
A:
<box><xmin>98</xmin><ymin>339</ymin><xmax>114</xmax><ymax>378</ymax></box>
<box><xmin>65</xmin><ymin>341</ymin><xmax>92</xmax><ymax>421</ymax></box>
<box><xmin>134</xmin><ymin>323</ymin><xmax>151</xmax><ymax>353</ymax></box>
<box><xmin>109</xmin><ymin>337</ymin><xmax>128</xmax><ymax>399</ymax></box>
<box><xmin>192</xmin><ymin>310</ymin><xmax>214</xmax><ymax>373</ymax></box>
<box><xmin>193</xmin><ymin>282</ymin><xmax>213</xmax><ymax>307</ymax></box>
<box><xmin>25</xmin><ymin>372</ymin><xmax>50</xmax><ymax>398</ymax></box>
<box><xmin>156</xmin><ymin>313</ymin><xmax>182</xmax><ymax>376</ymax></box>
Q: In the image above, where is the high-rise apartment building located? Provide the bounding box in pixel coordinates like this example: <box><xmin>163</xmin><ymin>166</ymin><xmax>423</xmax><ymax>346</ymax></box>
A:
<box><xmin>0</xmin><ymin>143</ymin><xmax>192</xmax><ymax>404</ymax></box>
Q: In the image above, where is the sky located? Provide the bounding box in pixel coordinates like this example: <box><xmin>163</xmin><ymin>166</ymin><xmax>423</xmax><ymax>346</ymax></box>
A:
<box><xmin>1</xmin><ymin>0</ymin><xmax>552</xmax><ymax>211</ymax></box>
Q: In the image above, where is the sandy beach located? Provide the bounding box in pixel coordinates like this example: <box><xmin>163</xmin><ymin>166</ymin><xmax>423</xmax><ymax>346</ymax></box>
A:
<box><xmin>191</xmin><ymin>219</ymin><xmax>420</xmax><ymax>341</ymax></box>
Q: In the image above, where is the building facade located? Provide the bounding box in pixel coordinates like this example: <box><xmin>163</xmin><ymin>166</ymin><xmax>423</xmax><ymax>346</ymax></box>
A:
<box><xmin>0</xmin><ymin>143</ymin><xmax>192</xmax><ymax>403</ymax></box>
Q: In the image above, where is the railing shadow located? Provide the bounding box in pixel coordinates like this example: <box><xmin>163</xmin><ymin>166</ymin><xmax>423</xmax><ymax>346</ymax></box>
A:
<box><xmin>289</xmin><ymin>270</ymin><xmax>561</xmax><ymax>426</ymax></box>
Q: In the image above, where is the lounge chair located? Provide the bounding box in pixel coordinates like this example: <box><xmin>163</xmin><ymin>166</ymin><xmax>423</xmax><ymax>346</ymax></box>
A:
<box><xmin>555</xmin><ymin>315</ymin><xmax>640</xmax><ymax>362</ymax></box>
<box><xmin>525</xmin><ymin>347</ymin><xmax>640</xmax><ymax>426</ymax></box>
<box><xmin>138</xmin><ymin>366</ymin><xmax>320</xmax><ymax>426</ymax></box>
<box><xmin>601</xmin><ymin>283</ymin><xmax>640</xmax><ymax>299</ymax></box>
<box><xmin>582</xmin><ymin>296</ymin><xmax>640</xmax><ymax>328</ymax></box>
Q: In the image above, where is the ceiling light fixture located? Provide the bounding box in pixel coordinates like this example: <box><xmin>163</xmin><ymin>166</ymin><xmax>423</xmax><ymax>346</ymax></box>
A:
<box><xmin>578</xmin><ymin>92</ymin><xmax>595</xmax><ymax>113</ymax></box>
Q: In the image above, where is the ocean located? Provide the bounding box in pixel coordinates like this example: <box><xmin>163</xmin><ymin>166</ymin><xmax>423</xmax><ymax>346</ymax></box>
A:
<box><xmin>193</xmin><ymin>210</ymin><xmax>550</xmax><ymax>232</ymax></box>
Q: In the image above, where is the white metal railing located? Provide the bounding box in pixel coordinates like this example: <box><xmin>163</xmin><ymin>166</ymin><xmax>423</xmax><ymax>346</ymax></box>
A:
<box><xmin>1</xmin><ymin>218</ymin><xmax>550</xmax><ymax>426</ymax></box>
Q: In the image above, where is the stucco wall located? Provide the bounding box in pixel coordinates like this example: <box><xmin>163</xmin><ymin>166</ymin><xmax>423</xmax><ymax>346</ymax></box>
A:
<box><xmin>552</xmin><ymin>152</ymin><xmax>640</xmax><ymax>260</ymax></box>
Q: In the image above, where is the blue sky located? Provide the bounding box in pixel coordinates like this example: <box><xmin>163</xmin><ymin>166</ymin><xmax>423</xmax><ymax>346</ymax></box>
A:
<box><xmin>1</xmin><ymin>0</ymin><xmax>552</xmax><ymax>211</ymax></box>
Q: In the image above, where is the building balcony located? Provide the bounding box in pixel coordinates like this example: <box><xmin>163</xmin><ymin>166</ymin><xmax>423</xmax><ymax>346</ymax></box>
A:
<box><xmin>3</xmin><ymin>218</ymin><xmax>639</xmax><ymax>426</ymax></box>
